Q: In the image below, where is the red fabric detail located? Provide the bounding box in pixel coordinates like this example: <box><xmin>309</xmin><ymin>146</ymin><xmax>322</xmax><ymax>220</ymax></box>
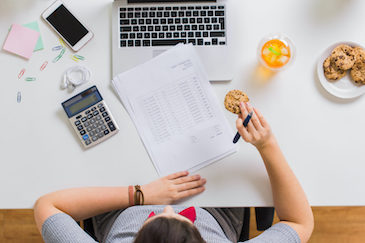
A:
<box><xmin>178</xmin><ymin>207</ymin><xmax>196</xmax><ymax>223</ymax></box>
<box><xmin>148</xmin><ymin>211</ymin><xmax>156</xmax><ymax>218</ymax></box>
<box><xmin>147</xmin><ymin>207</ymin><xmax>196</xmax><ymax>223</ymax></box>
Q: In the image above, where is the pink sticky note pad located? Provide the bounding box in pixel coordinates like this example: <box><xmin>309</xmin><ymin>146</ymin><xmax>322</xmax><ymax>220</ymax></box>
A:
<box><xmin>3</xmin><ymin>24</ymin><xmax>40</xmax><ymax>59</ymax></box>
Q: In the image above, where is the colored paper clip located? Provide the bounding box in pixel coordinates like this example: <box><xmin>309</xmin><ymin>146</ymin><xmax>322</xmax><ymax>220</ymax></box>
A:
<box><xmin>71</xmin><ymin>55</ymin><xmax>79</xmax><ymax>62</ymax></box>
<box><xmin>17</xmin><ymin>91</ymin><xmax>21</xmax><ymax>103</ymax></box>
<box><xmin>59</xmin><ymin>48</ymin><xmax>66</xmax><ymax>56</ymax></box>
<box><xmin>52</xmin><ymin>45</ymin><xmax>63</xmax><ymax>51</ymax></box>
<box><xmin>18</xmin><ymin>68</ymin><xmax>26</xmax><ymax>79</ymax></box>
<box><xmin>25</xmin><ymin>77</ymin><xmax>36</xmax><ymax>81</ymax></box>
<box><xmin>73</xmin><ymin>54</ymin><xmax>85</xmax><ymax>60</ymax></box>
<box><xmin>59</xmin><ymin>38</ymin><xmax>66</xmax><ymax>47</ymax></box>
<box><xmin>52</xmin><ymin>48</ymin><xmax>66</xmax><ymax>63</ymax></box>
<box><xmin>52</xmin><ymin>55</ymin><xmax>61</xmax><ymax>63</ymax></box>
<box><xmin>40</xmin><ymin>61</ymin><xmax>48</xmax><ymax>71</ymax></box>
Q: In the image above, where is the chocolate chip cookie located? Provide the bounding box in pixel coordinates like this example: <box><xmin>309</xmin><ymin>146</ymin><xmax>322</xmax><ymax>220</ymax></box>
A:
<box><xmin>350</xmin><ymin>47</ymin><xmax>365</xmax><ymax>84</ymax></box>
<box><xmin>331</xmin><ymin>44</ymin><xmax>356</xmax><ymax>70</ymax></box>
<box><xmin>224</xmin><ymin>90</ymin><xmax>249</xmax><ymax>114</ymax></box>
<box><xmin>323</xmin><ymin>56</ymin><xmax>346</xmax><ymax>81</ymax></box>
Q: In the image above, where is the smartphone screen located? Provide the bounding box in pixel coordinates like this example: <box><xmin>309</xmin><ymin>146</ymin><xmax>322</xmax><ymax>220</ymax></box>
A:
<box><xmin>46</xmin><ymin>4</ymin><xmax>89</xmax><ymax>46</ymax></box>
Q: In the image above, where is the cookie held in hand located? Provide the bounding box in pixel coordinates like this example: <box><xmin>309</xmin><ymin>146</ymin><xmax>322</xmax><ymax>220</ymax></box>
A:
<box><xmin>224</xmin><ymin>90</ymin><xmax>249</xmax><ymax>114</ymax></box>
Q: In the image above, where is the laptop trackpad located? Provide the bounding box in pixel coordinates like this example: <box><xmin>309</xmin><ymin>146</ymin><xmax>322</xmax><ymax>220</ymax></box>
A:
<box><xmin>153</xmin><ymin>49</ymin><xmax>167</xmax><ymax>57</ymax></box>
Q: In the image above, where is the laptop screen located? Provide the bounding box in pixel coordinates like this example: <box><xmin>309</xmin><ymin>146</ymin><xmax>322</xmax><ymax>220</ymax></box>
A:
<box><xmin>128</xmin><ymin>0</ymin><xmax>216</xmax><ymax>3</ymax></box>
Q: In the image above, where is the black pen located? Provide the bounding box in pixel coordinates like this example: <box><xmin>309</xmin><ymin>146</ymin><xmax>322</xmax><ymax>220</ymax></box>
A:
<box><xmin>233</xmin><ymin>111</ymin><xmax>253</xmax><ymax>143</ymax></box>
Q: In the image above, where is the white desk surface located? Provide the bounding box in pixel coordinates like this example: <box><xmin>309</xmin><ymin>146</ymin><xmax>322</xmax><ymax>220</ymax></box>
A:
<box><xmin>1</xmin><ymin>0</ymin><xmax>365</xmax><ymax>209</ymax></box>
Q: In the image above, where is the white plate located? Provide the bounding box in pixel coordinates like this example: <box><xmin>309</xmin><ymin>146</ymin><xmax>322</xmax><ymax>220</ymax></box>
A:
<box><xmin>317</xmin><ymin>41</ymin><xmax>365</xmax><ymax>99</ymax></box>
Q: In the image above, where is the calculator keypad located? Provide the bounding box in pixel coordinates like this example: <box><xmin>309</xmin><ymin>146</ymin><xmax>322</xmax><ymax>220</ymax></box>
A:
<box><xmin>71</xmin><ymin>102</ymin><xmax>118</xmax><ymax>147</ymax></box>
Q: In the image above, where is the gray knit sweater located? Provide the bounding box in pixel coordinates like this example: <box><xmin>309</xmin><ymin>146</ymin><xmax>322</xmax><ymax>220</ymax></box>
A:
<box><xmin>42</xmin><ymin>206</ymin><xmax>300</xmax><ymax>243</ymax></box>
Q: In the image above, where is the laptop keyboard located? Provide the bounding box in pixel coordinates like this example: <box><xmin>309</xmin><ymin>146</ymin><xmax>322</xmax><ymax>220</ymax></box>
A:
<box><xmin>119</xmin><ymin>5</ymin><xmax>226</xmax><ymax>47</ymax></box>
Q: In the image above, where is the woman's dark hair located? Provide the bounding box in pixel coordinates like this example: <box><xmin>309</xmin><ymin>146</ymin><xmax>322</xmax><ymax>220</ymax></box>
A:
<box><xmin>134</xmin><ymin>216</ymin><xmax>206</xmax><ymax>243</ymax></box>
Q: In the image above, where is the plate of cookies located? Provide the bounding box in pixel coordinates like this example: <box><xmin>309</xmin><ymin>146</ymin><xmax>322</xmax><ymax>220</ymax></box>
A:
<box><xmin>317</xmin><ymin>42</ymin><xmax>365</xmax><ymax>99</ymax></box>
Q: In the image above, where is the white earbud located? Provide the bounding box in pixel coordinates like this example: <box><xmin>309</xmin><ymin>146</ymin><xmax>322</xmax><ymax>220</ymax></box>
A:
<box><xmin>61</xmin><ymin>65</ymin><xmax>91</xmax><ymax>91</ymax></box>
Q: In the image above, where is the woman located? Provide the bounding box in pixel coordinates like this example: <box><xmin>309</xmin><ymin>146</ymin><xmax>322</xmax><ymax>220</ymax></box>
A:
<box><xmin>34</xmin><ymin>102</ymin><xmax>314</xmax><ymax>242</ymax></box>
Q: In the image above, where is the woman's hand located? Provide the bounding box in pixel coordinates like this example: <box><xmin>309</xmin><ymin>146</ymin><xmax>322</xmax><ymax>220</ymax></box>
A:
<box><xmin>236</xmin><ymin>102</ymin><xmax>274</xmax><ymax>150</ymax></box>
<box><xmin>142</xmin><ymin>171</ymin><xmax>206</xmax><ymax>205</ymax></box>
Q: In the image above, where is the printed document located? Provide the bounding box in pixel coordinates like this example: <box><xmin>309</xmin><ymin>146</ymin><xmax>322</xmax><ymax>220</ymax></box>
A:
<box><xmin>112</xmin><ymin>44</ymin><xmax>237</xmax><ymax>176</ymax></box>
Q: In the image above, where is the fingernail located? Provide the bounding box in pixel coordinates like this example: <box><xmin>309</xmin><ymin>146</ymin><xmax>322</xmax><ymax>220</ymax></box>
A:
<box><xmin>240</xmin><ymin>102</ymin><xmax>244</xmax><ymax>107</ymax></box>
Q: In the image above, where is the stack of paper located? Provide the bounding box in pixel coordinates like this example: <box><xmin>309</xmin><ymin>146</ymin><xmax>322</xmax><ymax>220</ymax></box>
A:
<box><xmin>112</xmin><ymin>44</ymin><xmax>237</xmax><ymax>176</ymax></box>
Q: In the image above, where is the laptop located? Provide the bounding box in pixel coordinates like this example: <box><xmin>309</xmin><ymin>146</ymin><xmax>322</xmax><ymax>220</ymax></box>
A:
<box><xmin>111</xmin><ymin>0</ymin><xmax>233</xmax><ymax>81</ymax></box>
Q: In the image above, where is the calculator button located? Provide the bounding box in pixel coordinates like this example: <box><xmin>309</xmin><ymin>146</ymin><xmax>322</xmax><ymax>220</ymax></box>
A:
<box><xmin>95</xmin><ymin>128</ymin><xmax>101</xmax><ymax>133</ymax></box>
<box><xmin>91</xmin><ymin>107</ymin><xmax>97</xmax><ymax>111</ymax></box>
<box><xmin>102</xmin><ymin>112</ymin><xmax>108</xmax><ymax>117</ymax></box>
<box><xmin>77</xmin><ymin>125</ymin><xmax>83</xmax><ymax>131</ymax></box>
<box><xmin>99</xmin><ymin>107</ymin><xmax>106</xmax><ymax>112</ymax></box>
<box><xmin>105</xmin><ymin>117</ymin><xmax>111</xmax><ymax>122</ymax></box>
<box><xmin>98</xmin><ymin>133</ymin><xmax>104</xmax><ymax>138</ymax></box>
<box><xmin>87</xmin><ymin>127</ymin><xmax>93</xmax><ymax>132</ymax></box>
<box><xmin>90</xmin><ymin>119</ymin><xmax>96</xmax><ymax>124</ymax></box>
<box><xmin>95</xmin><ymin>115</ymin><xmax>102</xmax><ymax>120</ymax></box>
<box><xmin>89</xmin><ymin>131</ymin><xmax>95</xmax><ymax>136</ymax></box>
<box><xmin>92</xmin><ymin>124</ymin><xmax>98</xmax><ymax>129</ymax></box>
<box><xmin>93</xmin><ymin>111</ymin><xmax>99</xmax><ymax>116</ymax></box>
<box><xmin>85</xmin><ymin>140</ymin><xmax>91</xmax><ymax>145</ymax></box>
<box><xmin>98</xmin><ymin>103</ymin><xmax>104</xmax><ymax>108</ymax></box>
<box><xmin>76</xmin><ymin>115</ymin><xmax>82</xmax><ymax>119</ymax></box>
<box><xmin>104</xmin><ymin>129</ymin><xmax>110</xmax><ymax>135</ymax></box>
<box><xmin>87</xmin><ymin>114</ymin><xmax>93</xmax><ymax>119</ymax></box>
<box><xmin>75</xmin><ymin>120</ymin><xmax>81</xmax><ymax>126</ymax></box>
<box><xmin>98</xmin><ymin>120</ymin><xmax>104</xmax><ymax>126</ymax></box>
<box><xmin>101</xmin><ymin>125</ymin><xmax>107</xmax><ymax>130</ymax></box>
<box><xmin>80</xmin><ymin>130</ymin><xmax>86</xmax><ymax>135</ymax></box>
<box><xmin>92</xmin><ymin>136</ymin><xmax>98</xmax><ymax>142</ymax></box>
<box><xmin>107</xmin><ymin>121</ymin><xmax>116</xmax><ymax>131</ymax></box>
<box><xmin>85</xmin><ymin>110</ymin><xmax>91</xmax><ymax>114</ymax></box>
<box><xmin>82</xmin><ymin>134</ymin><xmax>89</xmax><ymax>140</ymax></box>
<box><xmin>81</xmin><ymin>117</ymin><xmax>87</xmax><ymax>122</ymax></box>
<box><xmin>84</xmin><ymin>121</ymin><xmax>90</xmax><ymax>127</ymax></box>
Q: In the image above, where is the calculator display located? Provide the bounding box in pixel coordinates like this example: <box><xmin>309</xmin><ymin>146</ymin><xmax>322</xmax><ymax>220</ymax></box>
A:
<box><xmin>62</xmin><ymin>86</ymin><xmax>103</xmax><ymax>118</ymax></box>
<box><xmin>69</xmin><ymin>94</ymin><xmax>98</xmax><ymax>115</ymax></box>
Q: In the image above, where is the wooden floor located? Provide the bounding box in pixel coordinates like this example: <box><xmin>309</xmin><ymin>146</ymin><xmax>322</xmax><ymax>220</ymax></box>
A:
<box><xmin>1</xmin><ymin>207</ymin><xmax>364</xmax><ymax>242</ymax></box>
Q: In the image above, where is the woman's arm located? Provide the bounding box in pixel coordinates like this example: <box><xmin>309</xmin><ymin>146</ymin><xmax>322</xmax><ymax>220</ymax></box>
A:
<box><xmin>236</xmin><ymin>102</ymin><xmax>314</xmax><ymax>243</ymax></box>
<box><xmin>34</xmin><ymin>171</ymin><xmax>206</xmax><ymax>233</ymax></box>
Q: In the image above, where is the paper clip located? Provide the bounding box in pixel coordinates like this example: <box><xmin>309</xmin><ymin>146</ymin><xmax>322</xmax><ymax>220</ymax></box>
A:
<box><xmin>59</xmin><ymin>48</ymin><xmax>66</xmax><ymax>57</ymax></box>
<box><xmin>25</xmin><ymin>77</ymin><xmax>36</xmax><ymax>81</ymax></box>
<box><xmin>17</xmin><ymin>91</ymin><xmax>21</xmax><ymax>103</ymax></box>
<box><xmin>73</xmin><ymin>54</ymin><xmax>85</xmax><ymax>60</ymax></box>
<box><xmin>52</xmin><ymin>48</ymin><xmax>66</xmax><ymax>63</ymax></box>
<box><xmin>52</xmin><ymin>45</ymin><xmax>63</xmax><ymax>51</ymax></box>
<box><xmin>18</xmin><ymin>68</ymin><xmax>26</xmax><ymax>79</ymax></box>
<box><xmin>40</xmin><ymin>61</ymin><xmax>48</xmax><ymax>71</ymax></box>
<box><xmin>52</xmin><ymin>55</ymin><xmax>61</xmax><ymax>63</ymax></box>
<box><xmin>59</xmin><ymin>38</ymin><xmax>66</xmax><ymax>47</ymax></box>
<box><xmin>71</xmin><ymin>55</ymin><xmax>79</xmax><ymax>62</ymax></box>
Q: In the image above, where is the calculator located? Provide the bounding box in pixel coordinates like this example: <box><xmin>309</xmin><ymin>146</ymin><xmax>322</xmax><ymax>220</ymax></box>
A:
<box><xmin>62</xmin><ymin>86</ymin><xmax>119</xmax><ymax>148</ymax></box>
